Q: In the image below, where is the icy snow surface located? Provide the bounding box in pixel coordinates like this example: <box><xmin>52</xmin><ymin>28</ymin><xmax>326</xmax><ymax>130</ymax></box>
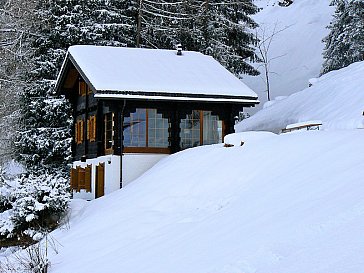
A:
<box><xmin>67</xmin><ymin>45</ymin><xmax>258</xmax><ymax>99</ymax></box>
<box><xmin>237</xmin><ymin>61</ymin><xmax>364</xmax><ymax>133</ymax></box>
<box><xmin>244</xmin><ymin>0</ymin><xmax>334</xmax><ymax>112</ymax></box>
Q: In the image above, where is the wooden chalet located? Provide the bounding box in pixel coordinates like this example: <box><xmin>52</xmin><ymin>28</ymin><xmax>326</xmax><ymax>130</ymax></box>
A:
<box><xmin>55</xmin><ymin>45</ymin><xmax>259</xmax><ymax>199</ymax></box>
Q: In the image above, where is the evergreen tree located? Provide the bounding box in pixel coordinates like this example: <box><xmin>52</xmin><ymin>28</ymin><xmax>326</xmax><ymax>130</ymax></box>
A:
<box><xmin>6</xmin><ymin>0</ymin><xmax>137</xmax><ymax>240</ymax></box>
<box><xmin>15</xmin><ymin>0</ymin><xmax>137</xmax><ymax>175</ymax></box>
<box><xmin>321</xmin><ymin>0</ymin><xmax>364</xmax><ymax>75</ymax></box>
<box><xmin>138</xmin><ymin>0</ymin><xmax>260</xmax><ymax>76</ymax></box>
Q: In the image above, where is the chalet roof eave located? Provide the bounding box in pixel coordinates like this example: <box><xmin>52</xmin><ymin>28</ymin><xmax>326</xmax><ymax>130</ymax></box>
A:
<box><xmin>54</xmin><ymin>52</ymin><xmax>97</xmax><ymax>95</ymax></box>
<box><xmin>94</xmin><ymin>91</ymin><xmax>260</xmax><ymax>104</ymax></box>
<box><xmin>54</xmin><ymin>52</ymin><xmax>70</xmax><ymax>95</ymax></box>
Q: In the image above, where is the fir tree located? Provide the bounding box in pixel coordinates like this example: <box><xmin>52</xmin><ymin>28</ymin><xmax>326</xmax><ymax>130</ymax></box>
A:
<box><xmin>7</xmin><ymin>0</ymin><xmax>137</xmax><ymax>240</ymax></box>
<box><xmin>138</xmin><ymin>0</ymin><xmax>260</xmax><ymax>76</ymax></box>
<box><xmin>321</xmin><ymin>0</ymin><xmax>364</xmax><ymax>75</ymax></box>
<box><xmin>15</xmin><ymin>0</ymin><xmax>137</xmax><ymax>175</ymax></box>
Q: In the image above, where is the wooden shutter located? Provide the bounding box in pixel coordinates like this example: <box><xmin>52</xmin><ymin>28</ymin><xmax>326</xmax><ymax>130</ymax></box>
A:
<box><xmin>87</xmin><ymin>119</ymin><xmax>90</xmax><ymax>141</ymax></box>
<box><xmin>79</xmin><ymin>81</ymin><xmax>87</xmax><ymax>96</ymax></box>
<box><xmin>80</xmin><ymin>120</ymin><xmax>84</xmax><ymax>143</ymax></box>
<box><xmin>87</xmin><ymin>116</ymin><xmax>96</xmax><ymax>142</ymax></box>
<box><xmin>85</xmin><ymin>165</ymin><xmax>92</xmax><ymax>192</ymax></box>
<box><xmin>75</xmin><ymin>122</ymin><xmax>79</xmax><ymax>144</ymax></box>
<box><xmin>96</xmin><ymin>163</ymin><xmax>105</xmax><ymax>198</ymax></box>
<box><xmin>91</xmin><ymin>116</ymin><xmax>96</xmax><ymax>141</ymax></box>
<box><xmin>77</xmin><ymin>166</ymin><xmax>85</xmax><ymax>192</ymax></box>
<box><xmin>70</xmin><ymin>168</ymin><xmax>78</xmax><ymax>190</ymax></box>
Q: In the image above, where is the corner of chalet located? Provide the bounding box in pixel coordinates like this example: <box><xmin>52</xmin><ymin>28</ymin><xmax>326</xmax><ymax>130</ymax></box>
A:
<box><xmin>55</xmin><ymin>45</ymin><xmax>259</xmax><ymax>200</ymax></box>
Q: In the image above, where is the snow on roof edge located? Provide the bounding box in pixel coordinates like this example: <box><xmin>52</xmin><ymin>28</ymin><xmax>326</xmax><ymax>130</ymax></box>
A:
<box><xmin>95</xmin><ymin>93</ymin><xmax>260</xmax><ymax>104</ymax></box>
<box><xmin>66</xmin><ymin>45</ymin><xmax>259</xmax><ymax>99</ymax></box>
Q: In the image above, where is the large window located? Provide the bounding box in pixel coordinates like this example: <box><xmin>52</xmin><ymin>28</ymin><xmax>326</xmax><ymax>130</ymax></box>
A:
<box><xmin>124</xmin><ymin>109</ymin><xmax>170</xmax><ymax>151</ymax></box>
<box><xmin>180</xmin><ymin>110</ymin><xmax>223</xmax><ymax>150</ymax></box>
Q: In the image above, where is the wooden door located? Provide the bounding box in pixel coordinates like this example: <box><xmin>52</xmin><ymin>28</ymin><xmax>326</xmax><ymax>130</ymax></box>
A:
<box><xmin>95</xmin><ymin>163</ymin><xmax>105</xmax><ymax>198</ymax></box>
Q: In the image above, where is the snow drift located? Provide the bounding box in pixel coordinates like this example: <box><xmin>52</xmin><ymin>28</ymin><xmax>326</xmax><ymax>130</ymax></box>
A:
<box><xmin>237</xmin><ymin>61</ymin><xmax>364</xmax><ymax>133</ymax></box>
<box><xmin>8</xmin><ymin>128</ymin><xmax>360</xmax><ymax>273</ymax></box>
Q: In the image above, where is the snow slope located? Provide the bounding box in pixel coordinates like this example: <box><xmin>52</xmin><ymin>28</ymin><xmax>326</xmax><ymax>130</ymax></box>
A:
<box><xmin>237</xmin><ymin>61</ymin><xmax>364</xmax><ymax>133</ymax></box>
<box><xmin>4</xmin><ymin>128</ymin><xmax>359</xmax><ymax>273</ymax></box>
<box><xmin>244</xmin><ymin>0</ymin><xmax>334</xmax><ymax>111</ymax></box>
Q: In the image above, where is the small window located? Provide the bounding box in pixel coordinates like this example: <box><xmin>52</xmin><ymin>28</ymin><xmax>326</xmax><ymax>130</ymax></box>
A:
<box><xmin>75</xmin><ymin>119</ymin><xmax>84</xmax><ymax>144</ymax></box>
<box><xmin>104</xmin><ymin>113</ymin><xmax>114</xmax><ymax>153</ymax></box>
<box><xmin>87</xmin><ymin>115</ymin><xmax>96</xmax><ymax>142</ymax></box>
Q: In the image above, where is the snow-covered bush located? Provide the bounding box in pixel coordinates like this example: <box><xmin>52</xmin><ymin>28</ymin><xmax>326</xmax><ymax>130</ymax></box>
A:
<box><xmin>0</xmin><ymin>173</ymin><xmax>70</xmax><ymax>241</ymax></box>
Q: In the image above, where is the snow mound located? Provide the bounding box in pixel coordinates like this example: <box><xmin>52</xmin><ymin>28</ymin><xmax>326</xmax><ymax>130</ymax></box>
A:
<box><xmin>224</xmin><ymin>131</ymin><xmax>277</xmax><ymax>146</ymax></box>
<box><xmin>237</xmin><ymin>61</ymin><xmax>364</xmax><ymax>133</ymax></box>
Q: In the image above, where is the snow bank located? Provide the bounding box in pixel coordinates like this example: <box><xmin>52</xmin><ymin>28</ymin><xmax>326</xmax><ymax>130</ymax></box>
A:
<box><xmin>224</xmin><ymin>131</ymin><xmax>277</xmax><ymax>146</ymax></box>
<box><xmin>7</xmin><ymin>129</ymin><xmax>360</xmax><ymax>273</ymax></box>
<box><xmin>237</xmin><ymin>61</ymin><xmax>364</xmax><ymax>133</ymax></box>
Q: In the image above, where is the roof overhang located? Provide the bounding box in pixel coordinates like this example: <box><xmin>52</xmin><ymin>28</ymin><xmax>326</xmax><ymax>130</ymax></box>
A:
<box><xmin>55</xmin><ymin>46</ymin><xmax>260</xmax><ymax>106</ymax></box>
<box><xmin>95</xmin><ymin>91</ymin><xmax>259</xmax><ymax>104</ymax></box>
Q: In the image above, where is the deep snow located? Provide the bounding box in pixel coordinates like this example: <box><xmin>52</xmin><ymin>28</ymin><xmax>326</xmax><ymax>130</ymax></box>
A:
<box><xmin>244</xmin><ymin>0</ymin><xmax>334</xmax><ymax>112</ymax></box>
<box><xmin>32</xmin><ymin>55</ymin><xmax>364</xmax><ymax>273</ymax></box>
<box><xmin>39</xmin><ymin>129</ymin><xmax>364</xmax><ymax>273</ymax></box>
<box><xmin>237</xmin><ymin>61</ymin><xmax>364</xmax><ymax>133</ymax></box>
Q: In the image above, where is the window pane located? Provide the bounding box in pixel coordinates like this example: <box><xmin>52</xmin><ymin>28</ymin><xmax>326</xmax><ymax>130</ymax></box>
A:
<box><xmin>203</xmin><ymin>111</ymin><xmax>223</xmax><ymax>145</ymax></box>
<box><xmin>180</xmin><ymin>110</ymin><xmax>200</xmax><ymax>149</ymax></box>
<box><xmin>124</xmin><ymin>109</ymin><xmax>146</xmax><ymax>147</ymax></box>
<box><xmin>124</xmin><ymin>108</ymin><xmax>170</xmax><ymax>148</ymax></box>
<box><xmin>147</xmin><ymin>109</ymin><xmax>170</xmax><ymax>148</ymax></box>
<box><xmin>105</xmin><ymin>113</ymin><xmax>113</xmax><ymax>149</ymax></box>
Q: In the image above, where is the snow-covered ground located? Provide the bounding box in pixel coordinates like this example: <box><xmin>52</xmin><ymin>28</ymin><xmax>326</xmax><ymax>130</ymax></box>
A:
<box><xmin>237</xmin><ymin>61</ymin><xmax>364</xmax><ymax>133</ymax></box>
<box><xmin>2</xmin><ymin>3</ymin><xmax>364</xmax><ymax>271</ymax></box>
<box><xmin>16</xmin><ymin>128</ymin><xmax>360</xmax><ymax>273</ymax></box>
<box><xmin>244</xmin><ymin>0</ymin><xmax>334</xmax><ymax>112</ymax></box>
<box><xmin>26</xmin><ymin>57</ymin><xmax>361</xmax><ymax>273</ymax></box>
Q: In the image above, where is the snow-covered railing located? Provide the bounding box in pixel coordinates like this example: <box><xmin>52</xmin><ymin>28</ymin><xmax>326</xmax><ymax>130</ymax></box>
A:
<box><xmin>281</xmin><ymin>120</ymin><xmax>322</xmax><ymax>133</ymax></box>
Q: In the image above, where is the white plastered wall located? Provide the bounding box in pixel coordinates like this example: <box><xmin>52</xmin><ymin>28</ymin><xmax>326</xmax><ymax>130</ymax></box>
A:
<box><xmin>72</xmin><ymin>153</ymin><xmax>168</xmax><ymax>199</ymax></box>
<box><xmin>122</xmin><ymin>153</ymin><xmax>168</xmax><ymax>187</ymax></box>
<box><xmin>72</xmin><ymin>155</ymin><xmax>120</xmax><ymax>200</ymax></box>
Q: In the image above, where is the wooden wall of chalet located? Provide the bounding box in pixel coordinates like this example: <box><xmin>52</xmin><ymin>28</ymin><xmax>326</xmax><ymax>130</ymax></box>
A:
<box><xmin>68</xmin><ymin>76</ymin><xmax>100</xmax><ymax>161</ymax></box>
<box><xmin>64</xmin><ymin>65</ymin><xmax>244</xmax><ymax>161</ymax></box>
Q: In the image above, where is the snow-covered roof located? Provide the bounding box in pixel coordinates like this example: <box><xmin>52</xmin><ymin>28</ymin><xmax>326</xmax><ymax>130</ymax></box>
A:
<box><xmin>59</xmin><ymin>45</ymin><xmax>258</xmax><ymax>103</ymax></box>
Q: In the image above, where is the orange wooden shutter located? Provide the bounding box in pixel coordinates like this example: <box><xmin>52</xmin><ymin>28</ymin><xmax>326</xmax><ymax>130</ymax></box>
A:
<box><xmin>87</xmin><ymin>118</ymin><xmax>90</xmax><ymax>140</ymax></box>
<box><xmin>80</xmin><ymin>120</ymin><xmax>84</xmax><ymax>142</ymax></box>
<box><xmin>79</xmin><ymin>81</ymin><xmax>86</xmax><ymax>96</ymax></box>
<box><xmin>85</xmin><ymin>165</ymin><xmax>92</xmax><ymax>192</ymax></box>
<box><xmin>77</xmin><ymin>166</ymin><xmax>85</xmax><ymax>191</ymax></box>
<box><xmin>70</xmin><ymin>168</ymin><xmax>78</xmax><ymax>190</ymax></box>
<box><xmin>91</xmin><ymin>116</ymin><xmax>96</xmax><ymax>141</ymax></box>
<box><xmin>96</xmin><ymin>163</ymin><xmax>105</xmax><ymax>198</ymax></box>
<box><xmin>75</xmin><ymin>122</ymin><xmax>79</xmax><ymax>143</ymax></box>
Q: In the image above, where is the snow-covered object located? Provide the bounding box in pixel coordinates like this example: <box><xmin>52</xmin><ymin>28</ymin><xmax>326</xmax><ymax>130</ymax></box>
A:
<box><xmin>6</xmin><ymin>130</ymin><xmax>362</xmax><ymax>273</ymax></box>
<box><xmin>236</xmin><ymin>61</ymin><xmax>364</xmax><ymax>133</ymax></box>
<box><xmin>62</xmin><ymin>45</ymin><xmax>258</xmax><ymax>102</ymax></box>
<box><xmin>285</xmin><ymin>120</ymin><xmax>322</xmax><ymax>130</ymax></box>
<box><xmin>0</xmin><ymin>174</ymin><xmax>70</xmax><ymax>239</ymax></box>
<box><xmin>223</xmin><ymin>131</ymin><xmax>277</xmax><ymax>146</ymax></box>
